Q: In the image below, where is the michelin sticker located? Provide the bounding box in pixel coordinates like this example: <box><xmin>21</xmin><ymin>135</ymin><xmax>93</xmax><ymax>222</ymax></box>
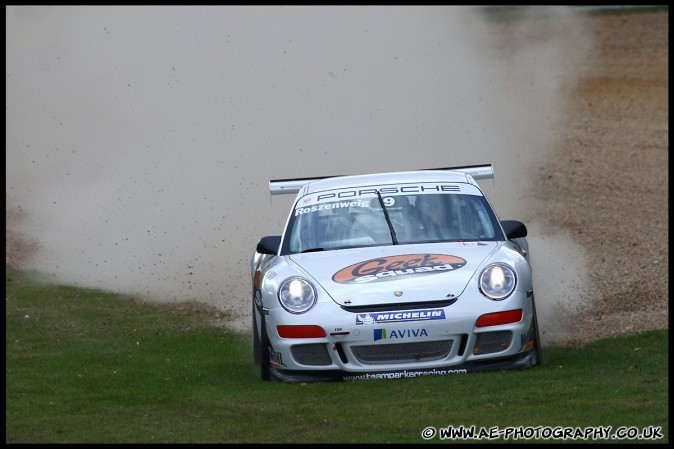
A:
<box><xmin>356</xmin><ymin>309</ymin><xmax>446</xmax><ymax>325</ymax></box>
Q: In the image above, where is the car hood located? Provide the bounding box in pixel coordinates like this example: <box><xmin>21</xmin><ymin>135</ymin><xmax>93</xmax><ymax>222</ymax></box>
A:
<box><xmin>288</xmin><ymin>242</ymin><xmax>498</xmax><ymax>307</ymax></box>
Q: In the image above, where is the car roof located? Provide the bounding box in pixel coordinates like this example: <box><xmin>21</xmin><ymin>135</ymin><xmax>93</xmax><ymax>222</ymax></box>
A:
<box><xmin>301</xmin><ymin>170</ymin><xmax>477</xmax><ymax>195</ymax></box>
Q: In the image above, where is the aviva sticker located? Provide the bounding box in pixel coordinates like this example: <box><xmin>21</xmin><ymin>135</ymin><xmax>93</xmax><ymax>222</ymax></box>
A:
<box><xmin>373</xmin><ymin>328</ymin><xmax>387</xmax><ymax>341</ymax></box>
<box><xmin>373</xmin><ymin>328</ymin><xmax>429</xmax><ymax>341</ymax></box>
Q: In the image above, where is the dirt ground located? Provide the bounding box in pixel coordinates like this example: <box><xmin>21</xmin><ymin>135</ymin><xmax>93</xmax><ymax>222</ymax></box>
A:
<box><xmin>5</xmin><ymin>9</ymin><xmax>668</xmax><ymax>346</ymax></box>
<box><xmin>530</xmin><ymin>10</ymin><xmax>669</xmax><ymax>344</ymax></box>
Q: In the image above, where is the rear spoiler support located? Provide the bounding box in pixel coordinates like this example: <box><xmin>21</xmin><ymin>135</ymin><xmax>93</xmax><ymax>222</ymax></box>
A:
<box><xmin>269</xmin><ymin>164</ymin><xmax>494</xmax><ymax>195</ymax></box>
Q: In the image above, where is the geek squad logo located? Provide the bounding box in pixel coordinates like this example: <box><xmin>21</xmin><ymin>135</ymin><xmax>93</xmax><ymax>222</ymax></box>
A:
<box><xmin>332</xmin><ymin>254</ymin><xmax>466</xmax><ymax>284</ymax></box>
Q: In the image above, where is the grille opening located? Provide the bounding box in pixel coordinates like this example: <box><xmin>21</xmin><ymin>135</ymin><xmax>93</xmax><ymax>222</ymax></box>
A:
<box><xmin>351</xmin><ymin>340</ymin><xmax>453</xmax><ymax>365</ymax></box>
<box><xmin>457</xmin><ymin>334</ymin><xmax>468</xmax><ymax>356</ymax></box>
<box><xmin>335</xmin><ymin>343</ymin><xmax>349</xmax><ymax>364</ymax></box>
<box><xmin>291</xmin><ymin>343</ymin><xmax>332</xmax><ymax>366</ymax></box>
<box><xmin>473</xmin><ymin>331</ymin><xmax>512</xmax><ymax>355</ymax></box>
<box><xmin>340</xmin><ymin>298</ymin><xmax>457</xmax><ymax>313</ymax></box>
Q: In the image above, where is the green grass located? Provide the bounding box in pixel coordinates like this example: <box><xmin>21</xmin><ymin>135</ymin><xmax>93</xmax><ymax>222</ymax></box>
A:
<box><xmin>5</xmin><ymin>266</ymin><xmax>668</xmax><ymax>443</ymax></box>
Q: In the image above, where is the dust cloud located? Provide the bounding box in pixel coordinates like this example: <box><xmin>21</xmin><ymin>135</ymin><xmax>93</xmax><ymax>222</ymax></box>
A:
<box><xmin>6</xmin><ymin>6</ymin><xmax>596</xmax><ymax>341</ymax></box>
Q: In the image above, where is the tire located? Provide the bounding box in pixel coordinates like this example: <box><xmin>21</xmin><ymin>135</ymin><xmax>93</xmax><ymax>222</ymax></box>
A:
<box><xmin>259</xmin><ymin>313</ymin><xmax>274</xmax><ymax>381</ymax></box>
<box><xmin>252</xmin><ymin>288</ymin><xmax>278</xmax><ymax>381</ymax></box>
<box><xmin>252</xmin><ymin>299</ymin><xmax>262</xmax><ymax>365</ymax></box>
<box><xmin>531</xmin><ymin>295</ymin><xmax>543</xmax><ymax>366</ymax></box>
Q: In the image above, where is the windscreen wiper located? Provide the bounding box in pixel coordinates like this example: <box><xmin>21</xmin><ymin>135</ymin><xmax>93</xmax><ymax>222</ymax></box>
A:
<box><xmin>301</xmin><ymin>247</ymin><xmax>325</xmax><ymax>253</ymax></box>
<box><xmin>375</xmin><ymin>190</ymin><xmax>398</xmax><ymax>245</ymax></box>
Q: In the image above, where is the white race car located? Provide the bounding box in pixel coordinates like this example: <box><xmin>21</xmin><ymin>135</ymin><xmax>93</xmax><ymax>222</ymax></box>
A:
<box><xmin>251</xmin><ymin>165</ymin><xmax>541</xmax><ymax>382</ymax></box>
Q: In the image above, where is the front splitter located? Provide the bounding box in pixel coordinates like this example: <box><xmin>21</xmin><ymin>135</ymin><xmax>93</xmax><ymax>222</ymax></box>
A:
<box><xmin>270</xmin><ymin>349</ymin><xmax>538</xmax><ymax>383</ymax></box>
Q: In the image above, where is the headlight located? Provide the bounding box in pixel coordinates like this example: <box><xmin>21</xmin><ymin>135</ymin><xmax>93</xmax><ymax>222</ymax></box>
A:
<box><xmin>278</xmin><ymin>277</ymin><xmax>317</xmax><ymax>313</ymax></box>
<box><xmin>479</xmin><ymin>264</ymin><xmax>516</xmax><ymax>300</ymax></box>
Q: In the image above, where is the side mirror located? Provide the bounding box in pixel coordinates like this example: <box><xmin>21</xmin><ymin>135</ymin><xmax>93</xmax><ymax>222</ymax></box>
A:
<box><xmin>256</xmin><ymin>235</ymin><xmax>281</xmax><ymax>255</ymax></box>
<box><xmin>500</xmin><ymin>220</ymin><xmax>527</xmax><ymax>240</ymax></box>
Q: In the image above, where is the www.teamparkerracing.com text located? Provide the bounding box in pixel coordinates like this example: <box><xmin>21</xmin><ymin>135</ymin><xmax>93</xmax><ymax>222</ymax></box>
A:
<box><xmin>421</xmin><ymin>425</ymin><xmax>664</xmax><ymax>441</ymax></box>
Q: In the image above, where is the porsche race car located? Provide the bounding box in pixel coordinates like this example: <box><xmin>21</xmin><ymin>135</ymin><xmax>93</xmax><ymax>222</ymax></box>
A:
<box><xmin>251</xmin><ymin>164</ymin><xmax>541</xmax><ymax>382</ymax></box>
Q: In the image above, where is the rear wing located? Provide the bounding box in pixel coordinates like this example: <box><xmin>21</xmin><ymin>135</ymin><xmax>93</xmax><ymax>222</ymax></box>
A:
<box><xmin>268</xmin><ymin>164</ymin><xmax>494</xmax><ymax>195</ymax></box>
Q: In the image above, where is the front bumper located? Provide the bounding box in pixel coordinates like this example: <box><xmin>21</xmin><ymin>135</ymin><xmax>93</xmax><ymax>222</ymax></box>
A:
<box><xmin>271</xmin><ymin>348</ymin><xmax>537</xmax><ymax>382</ymax></box>
<box><xmin>260</xmin><ymin>290</ymin><xmax>537</xmax><ymax>382</ymax></box>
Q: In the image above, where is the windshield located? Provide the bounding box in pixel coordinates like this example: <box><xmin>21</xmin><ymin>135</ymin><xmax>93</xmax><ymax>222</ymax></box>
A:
<box><xmin>282</xmin><ymin>183</ymin><xmax>504</xmax><ymax>254</ymax></box>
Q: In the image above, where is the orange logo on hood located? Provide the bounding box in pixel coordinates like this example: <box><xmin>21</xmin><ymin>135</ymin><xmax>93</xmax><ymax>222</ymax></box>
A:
<box><xmin>332</xmin><ymin>254</ymin><xmax>467</xmax><ymax>284</ymax></box>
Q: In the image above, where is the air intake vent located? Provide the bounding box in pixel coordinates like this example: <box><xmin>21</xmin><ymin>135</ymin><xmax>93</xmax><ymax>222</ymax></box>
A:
<box><xmin>473</xmin><ymin>331</ymin><xmax>512</xmax><ymax>355</ymax></box>
<box><xmin>351</xmin><ymin>340</ymin><xmax>453</xmax><ymax>365</ymax></box>
<box><xmin>291</xmin><ymin>343</ymin><xmax>332</xmax><ymax>366</ymax></box>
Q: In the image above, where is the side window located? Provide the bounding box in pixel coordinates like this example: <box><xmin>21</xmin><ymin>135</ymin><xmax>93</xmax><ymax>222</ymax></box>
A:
<box><xmin>456</xmin><ymin>197</ymin><xmax>482</xmax><ymax>237</ymax></box>
<box><xmin>290</xmin><ymin>211</ymin><xmax>327</xmax><ymax>253</ymax></box>
<box><xmin>475</xmin><ymin>209</ymin><xmax>493</xmax><ymax>238</ymax></box>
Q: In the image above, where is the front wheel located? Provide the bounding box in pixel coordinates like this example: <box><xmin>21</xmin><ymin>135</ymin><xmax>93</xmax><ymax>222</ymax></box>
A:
<box><xmin>258</xmin><ymin>314</ymin><xmax>276</xmax><ymax>381</ymax></box>
<box><xmin>252</xmin><ymin>299</ymin><xmax>262</xmax><ymax>365</ymax></box>
<box><xmin>252</xmin><ymin>291</ymin><xmax>279</xmax><ymax>381</ymax></box>
<box><xmin>531</xmin><ymin>295</ymin><xmax>543</xmax><ymax>365</ymax></box>
<box><xmin>252</xmin><ymin>301</ymin><xmax>272</xmax><ymax>380</ymax></box>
